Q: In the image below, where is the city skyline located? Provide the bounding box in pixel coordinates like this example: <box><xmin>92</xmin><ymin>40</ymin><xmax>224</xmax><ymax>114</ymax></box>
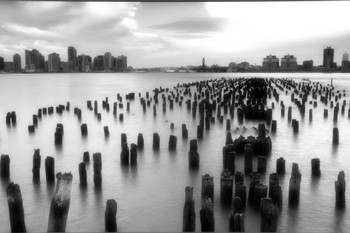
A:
<box><xmin>1</xmin><ymin>1</ymin><xmax>350</xmax><ymax>68</ymax></box>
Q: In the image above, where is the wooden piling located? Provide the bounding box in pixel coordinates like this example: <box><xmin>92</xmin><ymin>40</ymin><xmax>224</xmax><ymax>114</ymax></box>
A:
<box><xmin>79</xmin><ymin>162</ymin><xmax>87</xmax><ymax>187</ymax></box>
<box><xmin>47</xmin><ymin>173</ymin><xmax>73</xmax><ymax>232</ymax></box>
<box><xmin>235</xmin><ymin>182</ymin><xmax>246</xmax><ymax>208</ymax></box>
<box><xmin>288</xmin><ymin>163</ymin><xmax>302</xmax><ymax>205</ymax></box>
<box><xmin>271</xmin><ymin>120</ymin><xmax>277</xmax><ymax>133</ymax></box>
<box><xmin>1</xmin><ymin>154</ymin><xmax>10</xmax><ymax>180</ymax></box>
<box><xmin>254</xmin><ymin>183</ymin><xmax>268</xmax><ymax>209</ymax></box>
<box><xmin>105</xmin><ymin>199</ymin><xmax>117</xmax><ymax>232</ymax></box>
<box><xmin>120</xmin><ymin>143</ymin><xmax>129</xmax><ymax>166</ymax></box>
<box><xmin>81</xmin><ymin>124</ymin><xmax>88</xmax><ymax>136</ymax></box>
<box><xmin>276</xmin><ymin>157</ymin><xmax>285</xmax><ymax>175</ymax></box>
<box><xmin>6</xmin><ymin>182</ymin><xmax>27</xmax><ymax>232</ymax></box>
<box><xmin>137</xmin><ymin>133</ymin><xmax>144</xmax><ymax>149</ymax></box>
<box><xmin>183</xmin><ymin>186</ymin><xmax>196</xmax><ymax>232</ymax></box>
<box><xmin>228</xmin><ymin>213</ymin><xmax>244</xmax><ymax>232</ymax></box>
<box><xmin>93</xmin><ymin>153</ymin><xmax>102</xmax><ymax>188</ymax></box>
<box><xmin>168</xmin><ymin>135</ymin><xmax>177</xmax><ymax>150</ymax></box>
<box><xmin>153</xmin><ymin>133</ymin><xmax>160</xmax><ymax>150</ymax></box>
<box><xmin>104</xmin><ymin>126</ymin><xmax>110</xmax><ymax>138</ymax></box>
<box><xmin>244</xmin><ymin>143</ymin><xmax>253</xmax><ymax>175</ymax></box>
<box><xmin>333</xmin><ymin>127</ymin><xmax>339</xmax><ymax>145</ymax></box>
<box><xmin>32</xmin><ymin>149</ymin><xmax>41</xmax><ymax>182</ymax></box>
<box><xmin>45</xmin><ymin>156</ymin><xmax>55</xmax><ymax>184</ymax></box>
<box><xmin>220</xmin><ymin>170</ymin><xmax>233</xmax><ymax>203</ymax></box>
<box><xmin>202</xmin><ymin>174</ymin><xmax>214</xmax><ymax>200</ymax></box>
<box><xmin>248</xmin><ymin>172</ymin><xmax>260</xmax><ymax>204</ymax></box>
<box><xmin>182</xmin><ymin>124</ymin><xmax>188</xmax><ymax>139</ymax></box>
<box><xmin>200</xmin><ymin>197</ymin><xmax>215</xmax><ymax>232</ymax></box>
<box><xmin>257</xmin><ymin>156</ymin><xmax>267</xmax><ymax>174</ymax></box>
<box><xmin>130</xmin><ymin>143</ymin><xmax>137</xmax><ymax>165</ymax></box>
<box><xmin>260</xmin><ymin>198</ymin><xmax>278</xmax><ymax>232</ymax></box>
<box><xmin>189</xmin><ymin>139</ymin><xmax>199</xmax><ymax>169</ymax></box>
<box><xmin>311</xmin><ymin>158</ymin><xmax>321</xmax><ymax>176</ymax></box>
<box><xmin>335</xmin><ymin>171</ymin><xmax>346</xmax><ymax>209</ymax></box>
<box><xmin>83</xmin><ymin>151</ymin><xmax>90</xmax><ymax>163</ymax></box>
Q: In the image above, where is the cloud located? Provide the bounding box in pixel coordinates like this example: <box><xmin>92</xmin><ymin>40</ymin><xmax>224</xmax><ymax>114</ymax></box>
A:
<box><xmin>152</xmin><ymin>18</ymin><xmax>226</xmax><ymax>34</ymax></box>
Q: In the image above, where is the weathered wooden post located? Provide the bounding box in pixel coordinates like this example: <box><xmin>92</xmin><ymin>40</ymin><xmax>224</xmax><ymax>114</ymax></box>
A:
<box><xmin>137</xmin><ymin>133</ymin><xmax>144</xmax><ymax>149</ymax></box>
<box><xmin>0</xmin><ymin>154</ymin><xmax>10</xmax><ymax>180</ymax></box>
<box><xmin>226</xmin><ymin>119</ymin><xmax>231</xmax><ymax>131</ymax></box>
<box><xmin>288</xmin><ymin>106</ymin><xmax>292</xmax><ymax>122</ymax></box>
<box><xmin>168</xmin><ymin>135</ymin><xmax>177</xmax><ymax>150</ymax></box>
<box><xmin>121</xmin><ymin>133</ymin><xmax>127</xmax><ymax>147</ymax></box>
<box><xmin>188</xmin><ymin>139</ymin><xmax>199</xmax><ymax>169</ymax></box>
<box><xmin>83</xmin><ymin>151</ymin><xmax>90</xmax><ymax>163</ymax></box>
<box><xmin>254</xmin><ymin>183</ymin><xmax>268</xmax><ymax>209</ymax></box>
<box><xmin>104</xmin><ymin>126</ymin><xmax>110</xmax><ymax>138</ymax></box>
<box><xmin>81</xmin><ymin>124</ymin><xmax>88</xmax><ymax>136</ymax></box>
<box><xmin>228</xmin><ymin>197</ymin><xmax>244</xmax><ymax>232</ymax></box>
<box><xmin>289</xmin><ymin>163</ymin><xmax>302</xmax><ymax>205</ymax></box>
<box><xmin>333</xmin><ymin>127</ymin><xmax>339</xmax><ymax>145</ymax></box>
<box><xmin>235</xmin><ymin>182</ymin><xmax>246</xmax><ymax>208</ymax></box>
<box><xmin>183</xmin><ymin>186</ymin><xmax>196</xmax><ymax>232</ymax></box>
<box><xmin>55</xmin><ymin>124</ymin><xmax>64</xmax><ymax>145</ymax></box>
<box><xmin>119</xmin><ymin>113</ymin><xmax>124</xmax><ymax>122</ymax></box>
<box><xmin>244</xmin><ymin>143</ymin><xmax>253</xmax><ymax>175</ymax></box>
<box><xmin>47</xmin><ymin>173</ymin><xmax>73</xmax><ymax>232</ymax></box>
<box><xmin>309</xmin><ymin>109</ymin><xmax>313</xmax><ymax>122</ymax></box>
<box><xmin>28</xmin><ymin>125</ymin><xmax>35</xmax><ymax>133</ymax></box>
<box><xmin>335</xmin><ymin>171</ymin><xmax>346</xmax><ymax>209</ymax></box>
<box><xmin>202</xmin><ymin>174</ymin><xmax>214</xmax><ymax>200</ymax></box>
<box><xmin>235</xmin><ymin>171</ymin><xmax>244</xmax><ymax>184</ymax></box>
<box><xmin>105</xmin><ymin>199</ymin><xmax>117</xmax><ymax>232</ymax></box>
<box><xmin>269</xmin><ymin>173</ymin><xmax>279</xmax><ymax>197</ymax></box>
<box><xmin>324</xmin><ymin>109</ymin><xmax>328</xmax><ymax>118</ymax></box>
<box><xmin>260</xmin><ymin>198</ymin><xmax>278</xmax><ymax>232</ymax></box>
<box><xmin>153</xmin><ymin>133</ymin><xmax>160</xmax><ymax>150</ymax></box>
<box><xmin>120</xmin><ymin>143</ymin><xmax>129</xmax><ymax>166</ymax></box>
<box><xmin>45</xmin><ymin>156</ymin><xmax>55</xmax><ymax>184</ymax></box>
<box><xmin>93</xmin><ymin>153</ymin><xmax>102</xmax><ymax>188</ymax></box>
<box><xmin>271</xmin><ymin>120</ymin><xmax>277</xmax><ymax>133</ymax></box>
<box><xmin>200</xmin><ymin>197</ymin><xmax>215</xmax><ymax>232</ymax></box>
<box><xmin>257</xmin><ymin>156</ymin><xmax>267</xmax><ymax>174</ymax></box>
<box><xmin>270</xmin><ymin>185</ymin><xmax>283</xmax><ymax>210</ymax></box>
<box><xmin>276</xmin><ymin>157</ymin><xmax>285</xmax><ymax>175</ymax></box>
<box><xmin>7</xmin><ymin>182</ymin><xmax>27</xmax><ymax>232</ymax></box>
<box><xmin>248</xmin><ymin>172</ymin><xmax>260</xmax><ymax>205</ymax></box>
<box><xmin>130</xmin><ymin>143</ymin><xmax>137</xmax><ymax>166</ymax></box>
<box><xmin>182</xmin><ymin>124</ymin><xmax>188</xmax><ymax>139</ymax></box>
<box><xmin>33</xmin><ymin>149</ymin><xmax>41</xmax><ymax>182</ymax></box>
<box><xmin>311</xmin><ymin>158</ymin><xmax>321</xmax><ymax>176</ymax></box>
<box><xmin>79</xmin><ymin>162</ymin><xmax>87</xmax><ymax>187</ymax></box>
<box><xmin>220</xmin><ymin>170</ymin><xmax>233</xmax><ymax>203</ymax></box>
<box><xmin>197</xmin><ymin>125</ymin><xmax>203</xmax><ymax>139</ymax></box>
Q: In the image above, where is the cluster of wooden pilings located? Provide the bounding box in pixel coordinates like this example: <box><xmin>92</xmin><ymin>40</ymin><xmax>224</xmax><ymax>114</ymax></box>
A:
<box><xmin>1</xmin><ymin>76</ymin><xmax>349</xmax><ymax>232</ymax></box>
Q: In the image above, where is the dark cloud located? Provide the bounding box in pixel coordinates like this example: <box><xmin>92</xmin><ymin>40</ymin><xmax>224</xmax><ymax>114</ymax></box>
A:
<box><xmin>152</xmin><ymin>18</ymin><xmax>226</xmax><ymax>34</ymax></box>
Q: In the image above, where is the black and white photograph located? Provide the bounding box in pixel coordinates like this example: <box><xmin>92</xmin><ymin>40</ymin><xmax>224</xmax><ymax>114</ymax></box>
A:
<box><xmin>0</xmin><ymin>0</ymin><xmax>350</xmax><ymax>232</ymax></box>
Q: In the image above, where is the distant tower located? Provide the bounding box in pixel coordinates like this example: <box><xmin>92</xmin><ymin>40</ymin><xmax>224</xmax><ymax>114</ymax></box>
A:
<box><xmin>323</xmin><ymin>46</ymin><xmax>334</xmax><ymax>69</ymax></box>
<box><xmin>13</xmin><ymin>53</ymin><xmax>21</xmax><ymax>72</ymax></box>
<box><xmin>341</xmin><ymin>53</ymin><xmax>349</xmax><ymax>72</ymax></box>
<box><xmin>202</xmin><ymin>57</ymin><xmax>205</xmax><ymax>69</ymax></box>
<box><xmin>68</xmin><ymin>46</ymin><xmax>77</xmax><ymax>70</ymax></box>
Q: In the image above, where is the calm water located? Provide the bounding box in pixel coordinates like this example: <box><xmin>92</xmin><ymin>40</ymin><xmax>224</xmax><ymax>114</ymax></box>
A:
<box><xmin>0</xmin><ymin>72</ymin><xmax>350</xmax><ymax>232</ymax></box>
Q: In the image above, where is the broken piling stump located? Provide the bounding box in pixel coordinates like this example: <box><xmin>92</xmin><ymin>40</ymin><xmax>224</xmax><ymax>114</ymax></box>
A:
<box><xmin>288</xmin><ymin>163</ymin><xmax>302</xmax><ymax>206</ymax></box>
<box><xmin>260</xmin><ymin>198</ymin><xmax>279</xmax><ymax>232</ymax></box>
<box><xmin>7</xmin><ymin>182</ymin><xmax>27</xmax><ymax>232</ymax></box>
<box><xmin>183</xmin><ymin>186</ymin><xmax>196</xmax><ymax>232</ymax></box>
<box><xmin>105</xmin><ymin>199</ymin><xmax>117</xmax><ymax>232</ymax></box>
<box><xmin>202</xmin><ymin>174</ymin><xmax>214</xmax><ymax>200</ymax></box>
<box><xmin>79</xmin><ymin>162</ymin><xmax>87</xmax><ymax>187</ymax></box>
<box><xmin>200</xmin><ymin>197</ymin><xmax>215</xmax><ymax>232</ymax></box>
<box><xmin>311</xmin><ymin>158</ymin><xmax>321</xmax><ymax>176</ymax></box>
<box><xmin>335</xmin><ymin>171</ymin><xmax>346</xmax><ymax>209</ymax></box>
<box><xmin>130</xmin><ymin>143</ymin><xmax>137</xmax><ymax>166</ymax></box>
<box><xmin>1</xmin><ymin>154</ymin><xmax>10</xmax><ymax>180</ymax></box>
<box><xmin>45</xmin><ymin>156</ymin><xmax>55</xmax><ymax>184</ymax></box>
<box><xmin>168</xmin><ymin>135</ymin><xmax>177</xmax><ymax>150</ymax></box>
<box><xmin>153</xmin><ymin>133</ymin><xmax>160</xmax><ymax>150</ymax></box>
<box><xmin>93</xmin><ymin>153</ymin><xmax>102</xmax><ymax>188</ymax></box>
<box><xmin>189</xmin><ymin>139</ymin><xmax>199</xmax><ymax>169</ymax></box>
<box><xmin>32</xmin><ymin>149</ymin><xmax>41</xmax><ymax>182</ymax></box>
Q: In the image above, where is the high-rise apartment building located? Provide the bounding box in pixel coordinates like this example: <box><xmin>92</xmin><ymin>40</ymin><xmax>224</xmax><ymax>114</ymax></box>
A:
<box><xmin>78</xmin><ymin>54</ymin><xmax>92</xmax><ymax>72</ymax></box>
<box><xmin>48</xmin><ymin>53</ymin><xmax>61</xmax><ymax>72</ymax></box>
<box><xmin>281</xmin><ymin>54</ymin><xmax>298</xmax><ymax>71</ymax></box>
<box><xmin>323</xmin><ymin>46</ymin><xmax>334</xmax><ymax>70</ymax></box>
<box><xmin>262</xmin><ymin>55</ymin><xmax>279</xmax><ymax>71</ymax></box>
<box><xmin>302</xmin><ymin>60</ymin><xmax>313</xmax><ymax>71</ymax></box>
<box><xmin>93</xmin><ymin>55</ymin><xmax>104</xmax><ymax>70</ymax></box>
<box><xmin>25</xmin><ymin>49</ymin><xmax>45</xmax><ymax>72</ymax></box>
<box><xmin>0</xmin><ymin>56</ymin><xmax>4</xmax><ymax>71</ymax></box>
<box><xmin>103</xmin><ymin>52</ymin><xmax>112</xmax><ymax>71</ymax></box>
<box><xmin>118</xmin><ymin>55</ymin><xmax>127</xmax><ymax>70</ymax></box>
<box><xmin>68</xmin><ymin>46</ymin><xmax>77</xmax><ymax>71</ymax></box>
<box><xmin>341</xmin><ymin>53</ymin><xmax>349</xmax><ymax>72</ymax></box>
<box><xmin>13</xmin><ymin>53</ymin><xmax>22</xmax><ymax>72</ymax></box>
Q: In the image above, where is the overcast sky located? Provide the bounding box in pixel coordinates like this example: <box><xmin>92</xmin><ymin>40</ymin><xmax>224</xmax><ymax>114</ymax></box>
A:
<box><xmin>1</xmin><ymin>1</ymin><xmax>350</xmax><ymax>68</ymax></box>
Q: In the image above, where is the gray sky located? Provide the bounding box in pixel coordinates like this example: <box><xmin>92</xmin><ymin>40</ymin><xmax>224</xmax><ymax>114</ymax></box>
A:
<box><xmin>1</xmin><ymin>1</ymin><xmax>350</xmax><ymax>68</ymax></box>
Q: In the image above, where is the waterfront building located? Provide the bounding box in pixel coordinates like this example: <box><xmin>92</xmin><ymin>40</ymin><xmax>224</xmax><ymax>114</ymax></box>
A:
<box><xmin>341</xmin><ymin>53</ymin><xmax>349</xmax><ymax>72</ymax></box>
<box><xmin>68</xmin><ymin>46</ymin><xmax>77</xmax><ymax>71</ymax></box>
<box><xmin>13</xmin><ymin>53</ymin><xmax>21</xmax><ymax>72</ymax></box>
<box><xmin>323</xmin><ymin>46</ymin><xmax>334</xmax><ymax>70</ymax></box>
<box><xmin>48</xmin><ymin>53</ymin><xmax>61</xmax><ymax>72</ymax></box>
<box><xmin>4</xmin><ymin>62</ymin><xmax>14</xmax><ymax>72</ymax></box>
<box><xmin>281</xmin><ymin>54</ymin><xmax>298</xmax><ymax>71</ymax></box>
<box><xmin>118</xmin><ymin>55</ymin><xmax>127</xmax><ymax>71</ymax></box>
<box><xmin>0</xmin><ymin>56</ymin><xmax>4</xmax><ymax>71</ymax></box>
<box><xmin>78</xmin><ymin>54</ymin><xmax>92</xmax><ymax>72</ymax></box>
<box><xmin>103</xmin><ymin>52</ymin><xmax>112</xmax><ymax>71</ymax></box>
<box><xmin>25</xmin><ymin>49</ymin><xmax>45</xmax><ymax>72</ymax></box>
<box><xmin>302</xmin><ymin>60</ymin><xmax>313</xmax><ymax>71</ymax></box>
<box><xmin>93</xmin><ymin>56</ymin><xmax>104</xmax><ymax>71</ymax></box>
<box><xmin>262</xmin><ymin>55</ymin><xmax>279</xmax><ymax>71</ymax></box>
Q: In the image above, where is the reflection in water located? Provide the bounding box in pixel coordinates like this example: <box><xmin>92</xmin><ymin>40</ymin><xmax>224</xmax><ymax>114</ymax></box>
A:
<box><xmin>310</xmin><ymin>176</ymin><xmax>320</xmax><ymax>192</ymax></box>
<box><xmin>287</xmin><ymin>206</ymin><xmax>300</xmax><ymax>233</ymax></box>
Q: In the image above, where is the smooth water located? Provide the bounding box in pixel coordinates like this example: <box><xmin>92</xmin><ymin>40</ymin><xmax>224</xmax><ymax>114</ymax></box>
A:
<box><xmin>0</xmin><ymin>72</ymin><xmax>350</xmax><ymax>232</ymax></box>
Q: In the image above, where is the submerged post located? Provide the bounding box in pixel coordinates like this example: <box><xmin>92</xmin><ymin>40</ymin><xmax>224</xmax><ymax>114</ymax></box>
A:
<box><xmin>33</xmin><ymin>149</ymin><xmax>41</xmax><ymax>182</ymax></box>
<box><xmin>7</xmin><ymin>183</ymin><xmax>27</xmax><ymax>232</ymax></box>
<box><xmin>335</xmin><ymin>171</ymin><xmax>346</xmax><ymax>209</ymax></box>
<box><xmin>1</xmin><ymin>154</ymin><xmax>10</xmax><ymax>180</ymax></box>
<box><xmin>105</xmin><ymin>199</ymin><xmax>117</xmax><ymax>232</ymax></box>
<box><xmin>93</xmin><ymin>153</ymin><xmax>102</xmax><ymax>188</ymax></box>
<box><xmin>260</xmin><ymin>198</ymin><xmax>279</xmax><ymax>232</ymax></box>
<box><xmin>47</xmin><ymin>172</ymin><xmax>73</xmax><ymax>232</ymax></box>
<box><xmin>183</xmin><ymin>186</ymin><xmax>196</xmax><ymax>232</ymax></box>
<box><xmin>200</xmin><ymin>197</ymin><xmax>215</xmax><ymax>232</ymax></box>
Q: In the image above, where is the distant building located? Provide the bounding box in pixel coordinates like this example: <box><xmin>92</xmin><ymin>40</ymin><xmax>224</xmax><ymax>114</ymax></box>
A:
<box><xmin>103</xmin><ymin>52</ymin><xmax>112</xmax><ymax>71</ymax></box>
<box><xmin>323</xmin><ymin>46</ymin><xmax>334</xmax><ymax>70</ymax></box>
<box><xmin>68</xmin><ymin>46</ymin><xmax>77</xmax><ymax>71</ymax></box>
<box><xmin>25</xmin><ymin>49</ymin><xmax>45</xmax><ymax>72</ymax></box>
<box><xmin>280</xmin><ymin>54</ymin><xmax>298</xmax><ymax>71</ymax></box>
<box><xmin>0</xmin><ymin>56</ymin><xmax>4</xmax><ymax>71</ymax></box>
<box><xmin>48</xmin><ymin>53</ymin><xmax>61</xmax><ymax>72</ymax></box>
<box><xmin>118</xmin><ymin>55</ymin><xmax>127</xmax><ymax>71</ymax></box>
<box><xmin>262</xmin><ymin>55</ymin><xmax>279</xmax><ymax>71</ymax></box>
<box><xmin>341</xmin><ymin>53</ymin><xmax>349</xmax><ymax>72</ymax></box>
<box><xmin>13</xmin><ymin>53</ymin><xmax>21</xmax><ymax>72</ymax></box>
<box><xmin>78</xmin><ymin>54</ymin><xmax>92</xmax><ymax>72</ymax></box>
<box><xmin>4</xmin><ymin>62</ymin><xmax>14</xmax><ymax>72</ymax></box>
<box><xmin>93</xmin><ymin>55</ymin><xmax>104</xmax><ymax>71</ymax></box>
<box><xmin>302</xmin><ymin>60</ymin><xmax>313</xmax><ymax>71</ymax></box>
<box><xmin>202</xmin><ymin>57</ymin><xmax>205</xmax><ymax>69</ymax></box>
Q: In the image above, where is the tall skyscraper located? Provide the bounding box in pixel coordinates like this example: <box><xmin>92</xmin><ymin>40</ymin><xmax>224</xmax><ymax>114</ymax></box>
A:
<box><xmin>202</xmin><ymin>57</ymin><xmax>205</xmax><ymax>69</ymax></box>
<box><xmin>281</xmin><ymin>54</ymin><xmax>298</xmax><ymax>71</ymax></box>
<box><xmin>25</xmin><ymin>49</ymin><xmax>45</xmax><ymax>72</ymax></box>
<box><xmin>103</xmin><ymin>52</ymin><xmax>112</xmax><ymax>71</ymax></box>
<box><xmin>48</xmin><ymin>53</ymin><xmax>61</xmax><ymax>72</ymax></box>
<box><xmin>323</xmin><ymin>46</ymin><xmax>334</xmax><ymax>69</ymax></box>
<box><xmin>262</xmin><ymin>55</ymin><xmax>279</xmax><ymax>71</ymax></box>
<box><xmin>341</xmin><ymin>53</ymin><xmax>349</xmax><ymax>72</ymax></box>
<box><xmin>0</xmin><ymin>56</ymin><xmax>4</xmax><ymax>71</ymax></box>
<box><xmin>13</xmin><ymin>53</ymin><xmax>22</xmax><ymax>72</ymax></box>
<box><xmin>93</xmin><ymin>55</ymin><xmax>104</xmax><ymax>71</ymax></box>
<box><xmin>118</xmin><ymin>55</ymin><xmax>127</xmax><ymax>70</ymax></box>
<box><xmin>68</xmin><ymin>46</ymin><xmax>77</xmax><ymax>71</ymax></box>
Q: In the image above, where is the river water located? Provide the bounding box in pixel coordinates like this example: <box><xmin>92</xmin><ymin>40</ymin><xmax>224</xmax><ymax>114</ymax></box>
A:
<box><xmin>0</xmin><ymin>72</ymin><xmax>350</xmax><ymax>232</ymax></box>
